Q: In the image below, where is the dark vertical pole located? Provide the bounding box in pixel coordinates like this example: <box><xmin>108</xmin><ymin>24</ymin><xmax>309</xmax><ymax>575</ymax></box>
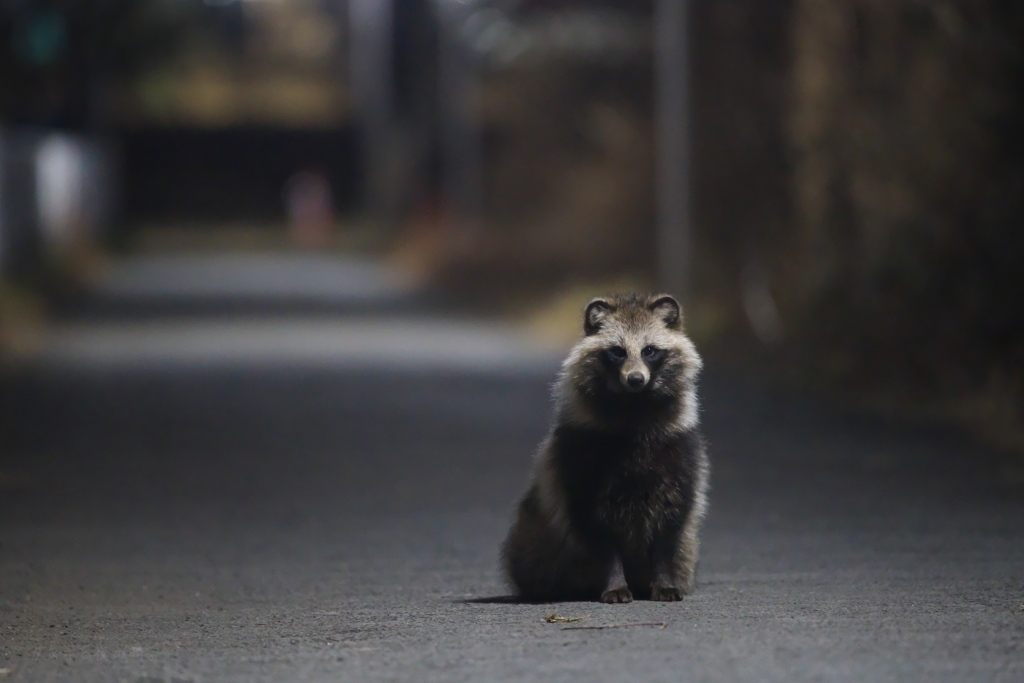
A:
<box><xmin>436</xmin><ymin>1</ymin><xmax>483</xmax><ymax>240</ymax></box>
<box><xmin>349</xmin><ymin>0</ymin><xmax>395</xmax><ymax>220</ymax></box>
<box><xmin>654</xmin><ymin>0</ymin><xmax>691</xmax><ymax>299</ymax></box>
<box><xmin>0</xmin><ymin>135</ymin><xmax>5</xmax><ymax>275</ymax></box>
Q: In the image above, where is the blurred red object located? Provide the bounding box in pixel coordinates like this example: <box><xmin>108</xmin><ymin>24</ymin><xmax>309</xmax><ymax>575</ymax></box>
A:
<box><xmin>284</xmin><ymin>169</ymin><xmax>335</xmax><ymax>249</ymax></box>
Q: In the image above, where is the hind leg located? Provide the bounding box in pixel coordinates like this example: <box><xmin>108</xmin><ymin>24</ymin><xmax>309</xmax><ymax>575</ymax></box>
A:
<box><xmin>675</xmin><ymin>480</ymin><xmax>708</xmax><ymax>596</ymax></box>
<box><xmin>675</xmin><ymin>509</ymin><xmax>702</xmax><ymax>595</ymax></box>
<box><xmin>503</xmin><ymin>486</ymin><xmax>608</xmax><ymax>601</ymax></box>
<box><xmin>650</xmin><ymin>510</ymin><xmax>702</xmax><ymax>601</ymax></box>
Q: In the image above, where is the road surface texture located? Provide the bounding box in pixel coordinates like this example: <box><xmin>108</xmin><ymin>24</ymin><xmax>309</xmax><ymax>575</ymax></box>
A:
<box><xmin>1</xmin><ymin>254</ymin><xmax>1022</xmax><ymax>682</ymax></box>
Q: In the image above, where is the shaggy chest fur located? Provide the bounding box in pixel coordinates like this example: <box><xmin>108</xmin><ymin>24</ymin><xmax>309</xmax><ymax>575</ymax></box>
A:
<box><xmin>577</xmin><ymin>390</ymin><xmax>681</xmax><ymax>433</ymax></box>
<box><xmin>552</xmin><ymin>425</ymin><xmax>701</xmax><ymax>548</ymax></box>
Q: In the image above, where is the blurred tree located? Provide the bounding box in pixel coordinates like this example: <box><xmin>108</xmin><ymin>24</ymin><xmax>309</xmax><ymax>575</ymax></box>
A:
<box><xmin>784</xmin><ymin>1</ymin><xmax>1024</xmax><ymax>388</ymax></box>
<box><xmin>674</xmin><ymin>0</ymin><xmax>1024</xmax><ymax>450</ymax></box>
<box><xmin>0</xmin><ymin>0</ymin><xmax>217</xmax><ymax>130</ymax></box>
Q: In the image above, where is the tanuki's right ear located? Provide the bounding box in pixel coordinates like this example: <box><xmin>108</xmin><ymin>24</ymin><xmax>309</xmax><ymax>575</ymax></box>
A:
<box><xmin>584</xmin><ymin>298</ymin><xmax>614</xmax><ymax>336</ymax></box>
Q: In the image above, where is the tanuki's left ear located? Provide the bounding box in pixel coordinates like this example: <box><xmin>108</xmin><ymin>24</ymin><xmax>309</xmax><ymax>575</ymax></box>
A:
<box><xmin>648</xmin><ymin>295</ymin><xmax>681</xmax><ymax>329</ymax></box>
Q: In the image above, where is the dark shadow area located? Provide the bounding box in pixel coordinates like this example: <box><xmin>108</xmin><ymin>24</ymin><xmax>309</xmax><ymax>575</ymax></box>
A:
<box><xmin>120</xmin><ymin>127</ymin><xmax>360</xmax><ymax>226</ymax></box>
<box><xmin>457</xmin><ymin>596</ymin><xmax>524</xmax><ymax>604</ymax></box>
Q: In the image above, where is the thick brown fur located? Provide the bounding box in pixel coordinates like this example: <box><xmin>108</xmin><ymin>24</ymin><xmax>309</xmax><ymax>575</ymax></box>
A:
<box><xmin>502</xmin><ymin>293</ymin><xmax>709</xmax><ymax>603</ymax></box>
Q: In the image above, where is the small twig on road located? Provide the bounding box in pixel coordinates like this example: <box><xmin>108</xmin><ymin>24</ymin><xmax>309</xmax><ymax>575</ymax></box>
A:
<box><xmin>562</xmin><ymin>622</ymin><xmax>668</xmax><ymax>631</ymax></box>
<box><xmin>543</xmin><ymin>613</ymin><xmax>588</xmax><ymax>623</ymax></box>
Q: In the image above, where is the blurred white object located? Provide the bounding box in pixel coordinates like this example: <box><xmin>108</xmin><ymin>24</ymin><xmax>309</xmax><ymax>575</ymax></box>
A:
<box><xmin>35</xmin><ymin>132</ymin><xmax>113</xmax><ymax>254</ymax></box>
<box><xmin>0</xmin><ymin>128</ymin><xmax>114</xmax><ymax>277</ymax></box>
<box><xmin>36</xmin><ymin>134</ymin><xmax>84</xmax><ymax>250</ymax></box>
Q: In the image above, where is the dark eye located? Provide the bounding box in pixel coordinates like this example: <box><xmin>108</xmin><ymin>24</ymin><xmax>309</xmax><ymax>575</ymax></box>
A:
<box><xmin>642</xmin><ymin>346</ymin><xmax>664</xmax><ymax>361</ymax></box>
<box><xmin>605</xmin><ymin>346</ymin><xmax>627</xmax><ymax>363</ymax></box>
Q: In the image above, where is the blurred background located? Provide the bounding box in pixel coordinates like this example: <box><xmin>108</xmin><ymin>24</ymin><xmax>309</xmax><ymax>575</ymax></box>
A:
<box><xmin>3</xmin><ymin>4</ymin><xmax>1024</xmax><ymax>677</ymax></box>
<box><xmin>0</xmin><ymin>0</ymin><xmax>1022</xmax><ymax>453</ymax></box>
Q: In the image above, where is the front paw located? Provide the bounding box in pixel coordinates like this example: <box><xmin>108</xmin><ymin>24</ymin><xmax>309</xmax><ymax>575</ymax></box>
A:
<box><xmin>651</xmin><ymin>585</ymin><xmax>683</xmax><ymax>601</ymax></box>
<box><xmin>601</xmin><ymin>586</ymin><xmax>633</xmax><ymax>603</ymax></box>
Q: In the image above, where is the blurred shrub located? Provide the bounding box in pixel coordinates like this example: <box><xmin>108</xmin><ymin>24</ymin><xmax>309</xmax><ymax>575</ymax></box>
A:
<box><xmin>785</xmin><ymin>1</ymin><xmax>1022</xmax><ymax>398</ymax></box>
<box><xmin>694</xmin><ymin>0</ymin><xmax>1024</xmax><ymax>446</ymax></box>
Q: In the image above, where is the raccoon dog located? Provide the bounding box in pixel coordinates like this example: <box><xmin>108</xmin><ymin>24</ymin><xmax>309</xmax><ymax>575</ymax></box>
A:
<box><xmin>502</xmin><ymin>293</ymin><xmax>708</xmax><ymax>603</ymax></box>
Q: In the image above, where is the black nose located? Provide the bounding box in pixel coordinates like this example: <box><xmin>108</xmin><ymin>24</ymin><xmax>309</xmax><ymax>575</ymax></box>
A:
<box><xmin>627</xmin><ymin>372</ymin><xmax>645</xmax><ymax>388</ymax></box>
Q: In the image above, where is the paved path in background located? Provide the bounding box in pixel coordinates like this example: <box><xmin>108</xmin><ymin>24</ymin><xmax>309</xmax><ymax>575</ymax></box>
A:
<box><xmin>59</xmin><ymin>252</ymin><xmax>429</xmax><ymax>320</ymax></box>
<box><xmin>91</xmin><ymin>252</ymin><xmax>416</xmax><ymax>306</ymax></box>
<box><xmin>1</xmin><ymin>254</ymin><xmax>1022</xmax><ymax>682</ymax></box>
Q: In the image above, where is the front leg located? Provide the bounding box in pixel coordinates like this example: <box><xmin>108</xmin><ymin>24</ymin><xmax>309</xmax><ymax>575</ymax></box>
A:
<box><xmin>600</xmin><ymin>555</ymin><xmax>633</xmax><ymax>603</ymax></box>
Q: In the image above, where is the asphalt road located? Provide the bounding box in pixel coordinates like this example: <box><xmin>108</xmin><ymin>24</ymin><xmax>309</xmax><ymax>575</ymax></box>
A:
<box><xmin>1</xmin><ymin>256</ymin><xmax>1022</xmax><ymax>682</ymax></box>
